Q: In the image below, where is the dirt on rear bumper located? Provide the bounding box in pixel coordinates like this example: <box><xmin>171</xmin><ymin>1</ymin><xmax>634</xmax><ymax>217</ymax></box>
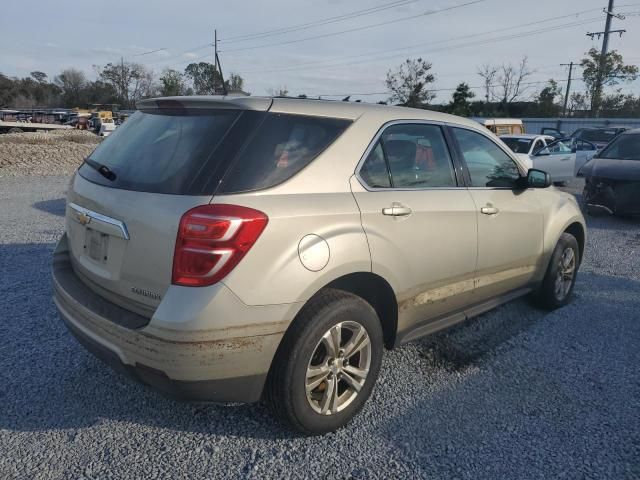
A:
<box><xmin>52</xmin><ymin>243</ymin><xmax>285</xmax><ymax>403</ymax></box>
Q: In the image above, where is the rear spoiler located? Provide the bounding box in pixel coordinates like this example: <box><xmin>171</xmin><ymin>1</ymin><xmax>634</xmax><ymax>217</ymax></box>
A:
<box><xmin>137</xmin><ymin>96</ymin><xmax>273</xmax><ymax>112</ymax></box>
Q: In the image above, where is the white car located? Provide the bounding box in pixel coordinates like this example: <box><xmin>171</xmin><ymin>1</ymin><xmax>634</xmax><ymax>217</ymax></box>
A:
<box><xmin>500</xmin><ymin>134</ymin><xmax>555</xmax><ymax>169</ymax></box>
<box><xmin>99</xmin><ymin>121</ymin><xmax>116</xmax><ymax>137</ymax></box>
<box><xmin>501</xmin><ymin>135</ymin><xmax>597</xmax><ymax>183</ymax></box>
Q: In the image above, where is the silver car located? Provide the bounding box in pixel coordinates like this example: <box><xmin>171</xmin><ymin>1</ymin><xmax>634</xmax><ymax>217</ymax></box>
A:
<box><xmin>53</xmin><ymin>96</ymin><xmax>586</xmax><ymax>434</ymax></box>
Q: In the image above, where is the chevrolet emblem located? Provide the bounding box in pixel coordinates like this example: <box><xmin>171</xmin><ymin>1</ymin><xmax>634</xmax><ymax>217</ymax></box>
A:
<box><xmin>77</xmin><ymin>212</ymin><xmax>91</xmax><ymax>226</ymax></box>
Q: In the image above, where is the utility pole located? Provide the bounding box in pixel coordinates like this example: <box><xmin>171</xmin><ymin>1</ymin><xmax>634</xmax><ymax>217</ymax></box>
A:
<box><xmin>586</xmin><ymin>0</ymin><xmax>627</xmax><ymax>116</ymax></box>
<box><xmin>213</xmin><ymin>29</ymin><xmax>227</xmax><ymax>95</ymax></box>
<box><xmin>561</xmin><ymin>62</ymin><xmax>574</xmax><ymax>117</ymax></box>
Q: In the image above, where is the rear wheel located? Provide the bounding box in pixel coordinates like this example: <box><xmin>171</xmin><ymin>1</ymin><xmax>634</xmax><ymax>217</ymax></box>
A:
<box><xmin>534</xmin><ymin>233</ymin><xmax>579</xmax><ymax>310</ymax></box>
<box><xmin>264</xmin><ymin>289</ymin><xmax>383</xmax><ymax>435</ymax></box>
<box><xmin>8</xmin><ymin>127</ymin><xmax>23</xmax><ymax>134</ymax></box>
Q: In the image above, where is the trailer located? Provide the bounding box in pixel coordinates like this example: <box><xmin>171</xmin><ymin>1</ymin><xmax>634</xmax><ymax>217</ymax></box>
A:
<box><xmin>0</xmin><ymin>109</ymin><xmax>74</xmax><ymax>134</ymax></box>
<box><xmin>0</xmin><ymin>120</ymin><xmax>73</xmax><ymax>134</ymax></box>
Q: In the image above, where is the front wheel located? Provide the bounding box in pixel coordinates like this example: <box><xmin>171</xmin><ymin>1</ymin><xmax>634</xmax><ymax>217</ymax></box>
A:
<box><xmin>534</xmin><ymin>232</ymin><xmax>580</xmax><ymax>310</ymax></box>
<box><xmin>264</xmin><ymin>289</ymin><xmax>383</xmax><ymax>435</ymax></box>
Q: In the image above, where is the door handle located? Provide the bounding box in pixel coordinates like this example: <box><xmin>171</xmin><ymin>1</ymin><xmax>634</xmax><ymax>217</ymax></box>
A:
<box><xmin>382</xmin><ymin>204</ymin><xmax>412</xmax><ymax>217</ymax></box>
<box><xmin>480</xmin><ymin>206</ymin><xmax>499</xmax><ymax>215</ymax></box>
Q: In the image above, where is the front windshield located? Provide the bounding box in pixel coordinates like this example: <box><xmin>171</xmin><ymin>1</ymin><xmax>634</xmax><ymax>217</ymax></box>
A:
<box><xmin>597</xmin><ymin>133</ymin><xmax>640</xmax><ymax>160</ymax></box>
<box><xmin>501</xmin><ymin>137</ymin><xmax>533</xmax><ymax>154</ymax></box>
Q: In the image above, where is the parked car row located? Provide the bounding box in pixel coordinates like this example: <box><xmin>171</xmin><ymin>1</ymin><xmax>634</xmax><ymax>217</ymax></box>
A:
<box><xmin>541</xmin><ymin>126</ymin><xmax>628</xmax><ymax>150</ymax></box>
<box><xmin>500</xmin><ymin>134</ymin><xmax>598</xmax><ymax>184</ymax></box>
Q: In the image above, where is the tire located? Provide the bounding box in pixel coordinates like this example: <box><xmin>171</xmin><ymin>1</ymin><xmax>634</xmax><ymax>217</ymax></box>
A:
<box><xmin>264</xmin><ymin>288</ymin><xmax>384</xmax><ymax>435</ymax></box>
<box><xmin>8</xmin><ymin>127</ymin><xmax>23</xmax><ymax>134</ymax></box>
<box><xmin>534</xmin><ymin>233</ymin><xmax>580</xmax><ymax>310</ymax></box>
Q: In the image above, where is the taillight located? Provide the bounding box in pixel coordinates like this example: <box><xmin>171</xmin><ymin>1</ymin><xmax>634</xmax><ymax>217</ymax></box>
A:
<box><xmin>172</xmin><ymin>204</ymin><xmax>268</xmax><ymax>287</ymax></box>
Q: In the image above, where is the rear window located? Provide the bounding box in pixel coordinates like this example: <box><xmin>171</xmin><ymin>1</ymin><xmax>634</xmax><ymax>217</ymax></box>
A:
<box><xmin>579</xmin><ymin>129</ymin><xmax>619</xmax><ymax>143</ymax></box>
<box><xmin>79</xmin><ymin>109</ymin><xmax>350</xmax><ymax>195</ymax></box>
<box><xmin>218</xmin><ymin>113</ymin><xmax>351</xmax><ymax>193</ymax></box>
<box><xmin>79</xmin><ymin>109</ymin><xmax>242</xmax><ymax>195</ymax></box>
<box><xmin>501</xmin><ymin>137</ymin><xmax>533</xmax><ymax>154</ymax></box>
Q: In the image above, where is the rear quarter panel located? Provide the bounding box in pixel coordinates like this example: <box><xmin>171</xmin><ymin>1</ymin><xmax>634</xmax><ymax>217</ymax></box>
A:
<box><xmin>216</xmin><ymin>190</ymin><xmax>371</xmax><ymax>306</ymax></box>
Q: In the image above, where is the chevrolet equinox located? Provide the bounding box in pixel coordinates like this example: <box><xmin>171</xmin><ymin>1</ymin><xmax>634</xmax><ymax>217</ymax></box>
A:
<box><xmin>53</xmin><ymin>96</ymin><xmax>586</xmax><ymax>434</ymax></box>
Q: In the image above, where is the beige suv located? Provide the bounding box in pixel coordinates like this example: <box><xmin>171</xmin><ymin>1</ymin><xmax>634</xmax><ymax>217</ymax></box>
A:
<box><xmin>53</xmin><ymin>96</ymin><xmax>586</xmax><ymax>434</ymax></box>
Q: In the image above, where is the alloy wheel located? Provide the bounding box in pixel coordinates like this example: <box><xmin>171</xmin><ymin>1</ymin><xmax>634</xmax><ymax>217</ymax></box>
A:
<box><xmin>305</xmin><ymin>321</ymin><xmax>372</xmax><ymax>415</ymax></box>
<box><xmin>555</xmin><ymin>247</ymin><xmax>576</xmax><ymax>301</ymax></box>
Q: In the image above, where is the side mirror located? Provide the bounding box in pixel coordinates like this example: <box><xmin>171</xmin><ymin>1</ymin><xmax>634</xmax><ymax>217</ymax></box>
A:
<box><xmin>527</xmin><ymin>168</ymin><xmax>552</xmax><ymax>188</ymax></box>
<box><xmin>536</xmin><ymin>149</ymin><xmax>550</xmax><ymax>156</ymax></box>
<box><xmin>517</xmin><ymin>169</ymin><xmax>551</xmax><ymax>189</ymax></box>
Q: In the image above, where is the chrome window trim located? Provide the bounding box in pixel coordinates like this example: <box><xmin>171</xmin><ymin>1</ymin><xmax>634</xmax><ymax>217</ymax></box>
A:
<box><xmin>354</xmin><ymin>119</ymin><xmax>462</xmax><ymax>192</ymax></box>
<box><xmin>67</xmin><ymin>202</ymin><xmax>130</xmax><ymax>240</ymax></box>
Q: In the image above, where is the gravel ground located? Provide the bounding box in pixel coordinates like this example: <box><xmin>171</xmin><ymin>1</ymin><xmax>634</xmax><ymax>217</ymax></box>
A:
<box><xmin>0</xmin><ymin>130</ymin><xmax>99</xmax><ymax>177</ymax></box>
<box><xmin>0</xmin><ymin>176</ymin><xmax>638</xmax><ymax>479</ymax></box>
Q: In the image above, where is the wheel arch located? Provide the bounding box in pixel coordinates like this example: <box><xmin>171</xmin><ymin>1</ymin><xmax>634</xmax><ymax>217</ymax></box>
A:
<box><xmin>324</xmin><ymin>272</ymin><xmax>398</xmax><ymax>349</ymax></box>
<box><xmin>563</xmin><ymin>221</ymin><xmax>585</xmax><ymax>263</ymax></box>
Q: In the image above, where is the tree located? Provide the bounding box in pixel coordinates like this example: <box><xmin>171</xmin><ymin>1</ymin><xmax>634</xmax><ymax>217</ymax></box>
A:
<box><xmin>55</xmin><ymin>68</ymin><xmax>87</xmax><ymax>106</ymax></box>
<box><xmin>495</xmin><ymin>56</ymin><xmax>532</xmax><ymax>111</ymax></box>
<box><xmin>0</xmin><ymin>73</ymin><xmax>14</xmax><ymax>107</ymax></box>
<box><xmin>385</xmin><ymin>58</ymin><xmax>435</xmax><ymax>107</ymax></box>
<box><xmin>535</xmin><ymin>79</ymin><xmax>562</xmax><ymax>116</ymax></box>
<box><xmin>159</xmin><ymin>69</ymin><xmax>188</xmax><ymax>96</ymax></box>
<box><xmin>225</xmin><ymin>72</ymin><xmax>245</xmax><ymax>92</ymax></box>
<box><xmin>568</xmin><ymin>92</ymin><xmax>589</xmax><ymax>113</ymax></box>
<box><xmin>267</xmin><ymin>86</ymin><xmax>289</xmax><ymax>97</ymax></box>
<box><xmin>84</xmin><ymin>80</ymin><xmax>118</xmax><ymax>105</ymax></box>
<box><xmin>184</xmin><ymin>62</ymin><xmax>224</xmax><ymax>94</ymax></box>
<box><xmin>448</xmin><ymin>82</ymin><xmax>475</xmax><ymax>116</ymax></box>
<box><xmin>580</xmin><ymin>48</ymin><xmax>638</xmax><ymax>114</ymax></box>
<box><xmin>30</xmin><ymin>71</ymin><xmax>48</xmax><ymax>83</ymax></box>
<box><xmin>99</xmin><ymin>61</ymin><xmax>148</xmax><ymax>108</ymax></box>
<box><xmin>477</xmin><ymin>64</ymin><xmax>497</xmax><ymax>104</ymax></box>
<box><xmin>477</xmin><ymin>57</ymin><xmax>532</xmax><ymax>114</ymax></box>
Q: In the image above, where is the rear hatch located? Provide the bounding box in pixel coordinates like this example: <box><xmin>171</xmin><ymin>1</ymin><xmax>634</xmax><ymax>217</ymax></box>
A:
<box><xmin>65</xmin><ymin>97</ymin><xmax>272</xmax><ymax>315</ymax></box>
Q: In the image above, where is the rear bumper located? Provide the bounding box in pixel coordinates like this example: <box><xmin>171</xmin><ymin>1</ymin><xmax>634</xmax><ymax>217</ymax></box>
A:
<box><xmin>59</xmin><ymin>310</ymin><xmax>266</xmax><ymax>402</ymax></box>
<box><xmin>52</xmin><ymin>235</ymin><xmax>292</xmax><ymax>403</ymax></box>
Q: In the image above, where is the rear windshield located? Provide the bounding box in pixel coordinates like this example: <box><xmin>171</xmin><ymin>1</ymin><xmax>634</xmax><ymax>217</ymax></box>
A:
<box><xmin>501</xmin><ymin>137</ymin><xmax>533</xmax><ymax>154</ymax></box>
<box><xmin>80</xmin><ymin>109</ymin><xmax>241</xmax><ymax>194</ymax></box>
<box><xmin>79</xmin><ymin>109</ymin><xmax>350</xmax><ymax>195</ymax></box>
<box><xmin>598</xmin><ymin>133</ymin><xmax>640</xmax><ymax>160</ymax></box>
<box><xmin>578</xmin><ymin>129</ymin><xmax>619</xmax><ymax>143</ymax></box>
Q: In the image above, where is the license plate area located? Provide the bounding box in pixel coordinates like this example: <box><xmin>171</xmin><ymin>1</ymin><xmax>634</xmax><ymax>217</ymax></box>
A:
<box><xmin>85</xmin><ymin>228</ymin><xmax>109</xmax><ymax>264</ymax></box>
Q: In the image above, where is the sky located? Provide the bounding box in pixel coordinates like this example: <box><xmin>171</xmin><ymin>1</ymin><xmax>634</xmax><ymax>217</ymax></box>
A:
<box><xmin>1</xmin><ymin>0</ymin><xmax>639</xmax><ymax>103</ymax></box>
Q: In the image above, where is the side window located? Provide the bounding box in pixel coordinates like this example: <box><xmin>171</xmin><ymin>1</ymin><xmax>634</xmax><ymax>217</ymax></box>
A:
<box><xmin>219</xmin><ymin>113</ymin><xmax>351</xmax><ymax>193</ymax></box>
<box><xmin>381</xmin><ymin>123</ymin><xmax>456</xmax><ymax>188</ymax></box>
<box><xmin>541</xmin><ymin>139</ymin><xmax>572</xmax><ymax>155</ymax></box>
<box><xmin>453</xmin><ymin>127</ymin><xmax>520</xmax><ymax>188</ymax></box>
<box><xmin>360</xmin><ymin>142</ymin><xmax>391</xmax><ymax>188</ymax></box>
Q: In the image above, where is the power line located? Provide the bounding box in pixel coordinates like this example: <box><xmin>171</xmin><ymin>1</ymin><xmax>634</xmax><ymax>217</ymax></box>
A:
<box><xmin>140</xmin><ymin>3</ymin><xmax>640</xmax><ymax>70</ymax></box>
<box><xmin>133</xmin><ymin>48</ymin><xmax>168</xmax><ymax>57</ymax></box>
<box><xmin>222</xmin><ymin>0</ymin><xmax>488</xmax><ymax>53</ymax></box>
<box><xmin>222</xmin><ymin>0</ymin><xmax>423</xmax><ymax>43</ymax></box>
<box><xmin>235</xmin><ymin>16</ymin><xmax>604</xmax><ymax>75</ymax></box>
<box><xmin>236</xmin><ymin>8</ymin><xmax>609</xmax><ymax>74</ymax></box>
<box><xmin>124</xmin><ymin>1</ymin><xmax>640</xmax><ymax>69</ymax></box>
